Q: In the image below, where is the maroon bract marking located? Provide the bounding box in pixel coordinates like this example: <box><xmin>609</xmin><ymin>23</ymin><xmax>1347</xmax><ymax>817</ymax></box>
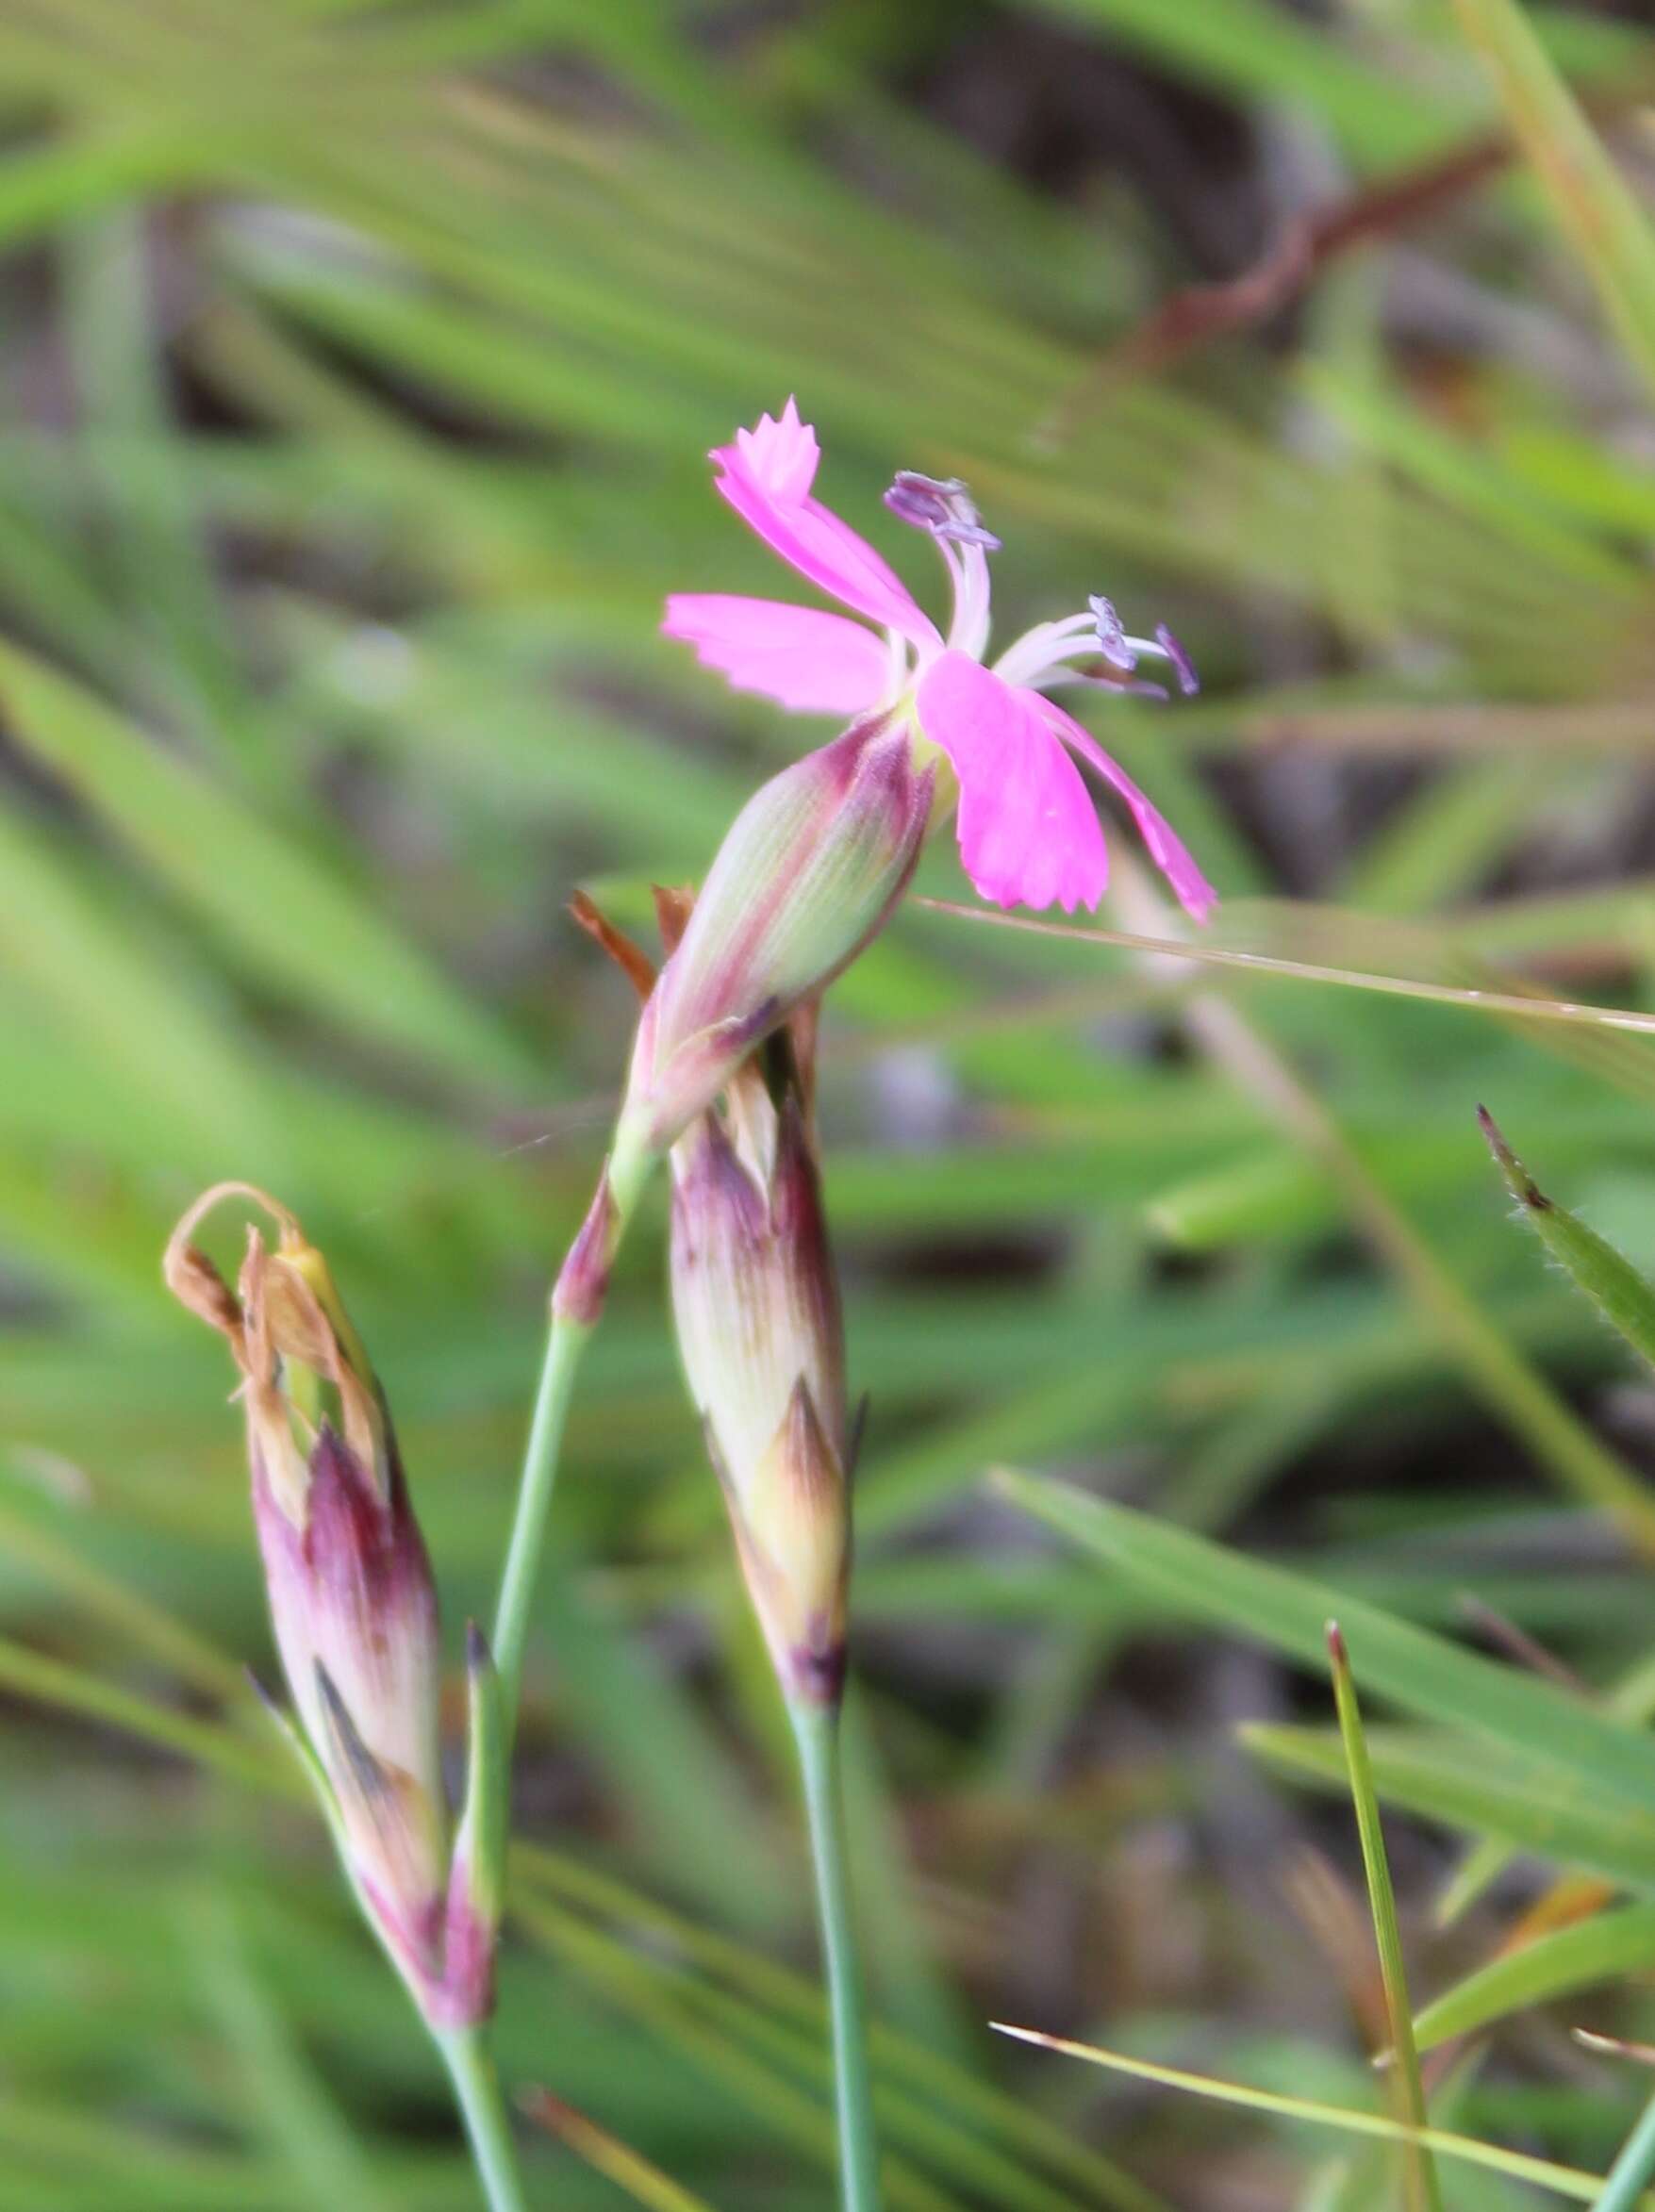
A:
<box><xmin>553</xmin><ymin>1168</ymin><xmax>619</xmax><ymax>1326</ymax></box>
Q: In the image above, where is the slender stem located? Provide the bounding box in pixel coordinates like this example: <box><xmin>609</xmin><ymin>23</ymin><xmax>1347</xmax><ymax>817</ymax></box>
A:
<box><xmin>491</xmin><ymin>1309</ymin><xmax>591</xmax><ymax>1719</ymax></box>
<box><xmin>790</xmin><ymin>1698</ymin><xmax>882</xmax><ymax>2212</ymax></box>
<box><xmin>1591</xmin><ymin>2084</ymin><xmax>1655</xmax><ymax>2212</ymax></box>
<box><xmin>491</xmin><ymin>1133</ymin><xmax>655</xmax><ymax>1727</ymax></box>
<box><xmin>436</xmin><ymin>2025</ymin><xmax>532</xmax><ymax>2212</ymax></box>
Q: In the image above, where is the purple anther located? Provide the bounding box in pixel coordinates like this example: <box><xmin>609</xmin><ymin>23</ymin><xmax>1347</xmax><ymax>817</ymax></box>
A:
<box><xmin>883</xmin><ymin>470</ymin><xmax>1001</xmax><ymax>551</ymax></box>
<box><xmin>1087</xmin><ymin>594</ymin><xmax>1136</xmax><ymax>671</ymax></box>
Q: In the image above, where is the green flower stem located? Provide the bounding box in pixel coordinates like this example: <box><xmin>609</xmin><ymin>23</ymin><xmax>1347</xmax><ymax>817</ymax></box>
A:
<box><xmin>492</xmin><ymin>1131</ymin><xmax>655</xmax><ymax>1729</ymax></box>
<box><xmin>790</xmin><ymin>1697</ymin><xmax>883</xmax><ymax>2212</ymax></box>
<box><xmin>1590</xmin><ymin>2083</ymin><xmax>1655</xmax><ymax>2212</ymax></box>
<box><xmin>491</xmin><ymin>1311</ymin><xmax>590</xmax><ymax>1723</ymax></box>
<box><xmin>436</xmin><ymin>2023</ymin><xmax>531</xmax><ymax>2212</ymax></box>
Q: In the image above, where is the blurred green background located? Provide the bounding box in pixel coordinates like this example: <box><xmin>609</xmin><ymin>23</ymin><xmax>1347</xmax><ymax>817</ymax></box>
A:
<box><xmin>12</xmin><ymin>1</ymin><xmax>1655</xmax><ymax>2205</ymax></box>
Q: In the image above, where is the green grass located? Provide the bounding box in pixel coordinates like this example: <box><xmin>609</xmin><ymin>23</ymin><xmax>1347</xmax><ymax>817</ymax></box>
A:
<box><xmin>9</xmin><ymin>0</ymin><xmax>1655</xmax><ymax>2204</ymax></box>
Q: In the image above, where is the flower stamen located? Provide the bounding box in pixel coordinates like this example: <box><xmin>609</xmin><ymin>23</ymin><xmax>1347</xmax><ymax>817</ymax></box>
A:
<box><xmin>883</xmin><ymin>471</ymin><xmax>1001</xmax><ymax>550</ymax></box>
<box><xmin>1085</xmin><ymin>597</ymin><xmax>1200</xmax><ymax>695</ymax></box>
<box><xmin>1088</xmin><ymin>595</ymin><xmax>1134</xmax><ymax>671</ymax></box>
<box><xmin>1152</xmin><ymin>622</ymin><xmax>1200</xmax><ymax>697</ymax></box>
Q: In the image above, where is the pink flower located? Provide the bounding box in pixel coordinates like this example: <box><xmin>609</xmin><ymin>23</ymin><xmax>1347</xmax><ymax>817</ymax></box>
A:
<box><xmin>663</xmin><ymin>399</ymin><xmax>1215</xmax><ymax>920</ymax></box>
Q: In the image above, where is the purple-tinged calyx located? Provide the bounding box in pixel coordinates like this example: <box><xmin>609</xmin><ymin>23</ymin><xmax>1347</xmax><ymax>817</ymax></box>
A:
<box><xmin>616</xmin><ymin>712</ymin><xmax>933</xmax><ymax>1159</ymax></box>
<box><xmin>668</xmin><ymin>1020</ymin><xmax>852</xmax><ymax>1708</ymax></box>
<box><xmin>164</xmin><ymin>1184</ymin><xmax>498</xmax><ymax>2028</ymax></box>
<box><xmin>883</xmin><ymin>470</ymin><xmax>1001</xmax><ymax>551</ymax></box>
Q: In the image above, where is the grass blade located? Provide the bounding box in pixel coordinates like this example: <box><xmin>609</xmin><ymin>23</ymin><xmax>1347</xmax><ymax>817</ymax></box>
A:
<box><xmin>0</xmin><ymin>637</ymin><xmax>536</xmax><ymax>1095</ymax></box>
<box><xmin>517</xmin><ymin>1849</ymin><xmax>1161</xmax><ymax>2212</ymax></box>
<box><xmin>1438</xmin><ymin>1649</ymin><xmax>1655</xmax><ymax>1924</ymax></box>
<box><xmin>0</xmin><ymin>801</ymin><xmax>288</xmax><ymax>1168</ymax></box>
<box><xmin>1480</xmin><ymin>1108</ymin><xmax>1655</xmax><ymax>1370</ymax></box>
<box><xmin>1414</xmin><ymin>1903</ymin><xmax>1655</xmax><ymax>2050</ymax></box>
<box><xmin>993</xmin><ymin>1472</ymin><xmax>1655</xmax><ymax>1819</ymax></box>
<box><xmin>1590</xmin><ymin>2086</ymin><xmax>1655</xmax><ymax>2212</ymax></box>
<box><xmin>521</xmin><ymin>2091</ymin><xmax>718</xmax><ymax>2212</ymax></box>
<box><xmin>1243</xmin><ymin>1723</ymin><xmax>1655</xmax><ymax>1892</ymax></box>
<box><xmin>1450</xmin><ymin>0</ymin><xmax>1655</xmax><ymax>402</ymax></box>
<box><xmin>1326</xmin><ymin>1623</ymin><xmax>1444</xmax><ymax>2212</ymax></box>
<box><xmin>190</xmin><ymin>1893</ymin><xmax>396</xmax><ymax>2212</ymax></box>
<box><xmin>0</xmin><ymin>1481</ymin><xmax>244</xmax><ymax>1705</ymax></box>
<box><xmin>986</xmin><ymin>2023</ymin><xmax>1620</xmax><ymax>2204</ymax></box>
<box><xmin>512</xmin><ymin>1891</ymin><xmax>964</xmax><ymax>2212</ymax></box>
<box><xmin>912</xmin><ymin>897</ymin><xmax>1655</xmax><ymax>1037</ymax></box>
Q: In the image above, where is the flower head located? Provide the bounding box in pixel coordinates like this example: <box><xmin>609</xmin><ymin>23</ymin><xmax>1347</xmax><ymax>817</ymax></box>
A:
<box><xmin>165</xmin><ymin>1185</ymin><xmax>500</xmax><ymax>2028</ymax></box>
<box><xmin>664</xmin><ymin>401</ymin><xmax>1216</xmax><ymax>921</ymax></box>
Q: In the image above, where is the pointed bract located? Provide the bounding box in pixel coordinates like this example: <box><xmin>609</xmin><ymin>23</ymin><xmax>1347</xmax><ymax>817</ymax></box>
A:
<box><xmin>552</xmin><ymin>1166</ymin><xmax>619</xmax><ymax>1326</ymax></box>
<box><xmin>432</xmin><ymin>1622</ymin><xmax>506</xmax><ymax>2028</ymax></box>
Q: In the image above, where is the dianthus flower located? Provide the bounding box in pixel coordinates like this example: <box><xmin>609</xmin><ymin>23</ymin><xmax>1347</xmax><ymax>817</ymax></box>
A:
<box><xmin>665</xmin><ymin>399</ymin><xmax>1215</xmax><ymax>919</ymax></box>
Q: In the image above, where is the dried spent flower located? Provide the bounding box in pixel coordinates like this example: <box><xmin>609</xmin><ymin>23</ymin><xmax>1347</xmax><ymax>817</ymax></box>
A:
<box><xmin>164</xmin><ymin>1185</ymin><xmax>501</xmax><ymax>2027</ymax></box>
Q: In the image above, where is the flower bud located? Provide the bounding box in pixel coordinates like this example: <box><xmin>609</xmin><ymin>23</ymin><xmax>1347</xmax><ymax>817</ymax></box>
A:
<box><xmin>165</xmin><ymin>1185</ymin><xmax>494</xmax><ymax>2025</ymax></box>
<box><xmin>619</xmin><ymin>711</ymin><xmax>932</xmax><ymax>1159</ymax></box>
<box><xmin>669</xmin><ymin>1027</ymin><xmax>852</xmax><ymax>1706</ymax></box>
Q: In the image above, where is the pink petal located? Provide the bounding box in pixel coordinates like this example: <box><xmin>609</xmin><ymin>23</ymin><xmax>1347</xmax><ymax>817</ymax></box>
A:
<box><xmin>728</xmin><ymin>397</ymin><xmax>821</xmax><ymax>504</ymax></box>
<box><xmin>662</xmin><ymin>595</ymin><xmax>893</xmax><ymax>716</ymax></box>
<box><xmin>916</xmin><ymin>651</ymin><xmax>1107</xmax><ymax>914</ymax></box>
<box><xmin>1037</xmin><ymin>696</ymin><xmax>1217</xmax><ymax>922</ymax></box>
<box><xmin>711</xmin><ymin>401</ymin><xmax>939</xmax><ymax>652</ymax></box>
